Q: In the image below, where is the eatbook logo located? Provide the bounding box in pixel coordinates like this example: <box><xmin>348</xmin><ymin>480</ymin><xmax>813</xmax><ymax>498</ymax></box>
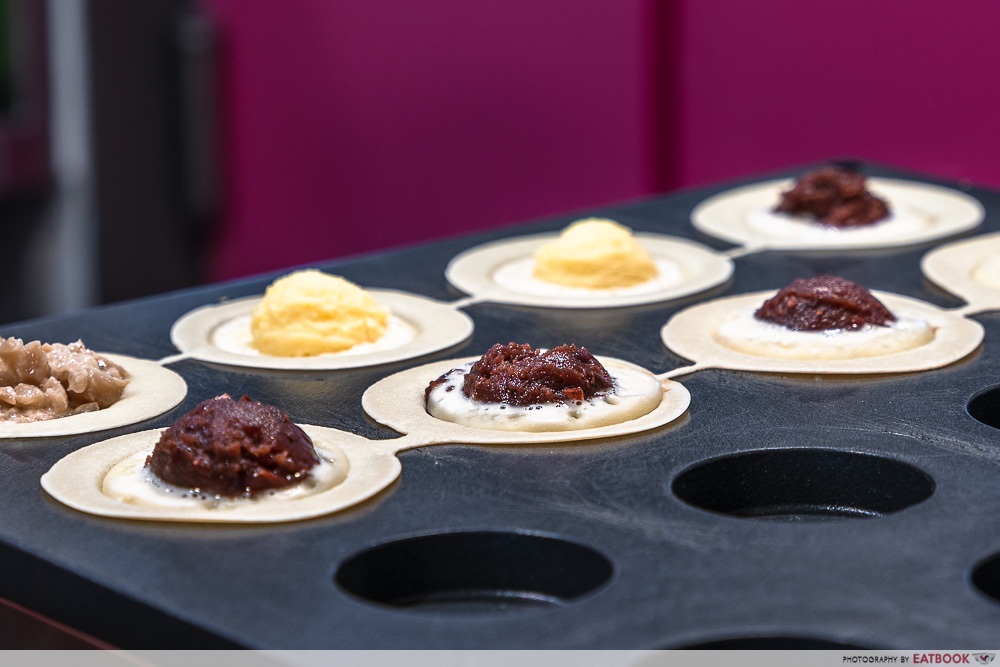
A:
<box><xmin>974</xmin><ymin>655</ymin><xmax>995</xmax><ymax>665</ymax></box>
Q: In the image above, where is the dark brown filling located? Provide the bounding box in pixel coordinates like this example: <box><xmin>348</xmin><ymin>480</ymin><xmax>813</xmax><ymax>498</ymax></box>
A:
<box><xmin>426</xmin><ymin>342</ymin><xmax>614</xmax><ymax>406</ymax></box>
<box><xmin>754</xmin><ymin>275</ymin><xmax>896</xmax><ymax>331</ymax></box>
<box><xmin>146</xmin><ymin>394</ymin><xmax>319</xmax><ymax>497</ymax></box>
<box><xmin>775</xmin><ymin>167</ymin><xmax>889</xmax><ymax>227</ymax></box>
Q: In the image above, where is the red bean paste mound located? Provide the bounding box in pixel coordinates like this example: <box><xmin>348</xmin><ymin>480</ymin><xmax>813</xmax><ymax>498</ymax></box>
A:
<box><xmin>427</xmin><ymin>342</ymin><xmax>614</xmax><ymax>406</ymax></box>
<box><xmin>754</xmin><ymin>276</ymin><xmax>896</xmax><ymax>331</ymax></box>
<box><xmin>775</xmin><ymin>167</ymin><xmax>890</xmax><ymax>227</ymax></box>
<box><xmin>0</xmin><ymin>337</ymin><xmax>129</xmax><ymax>424</ymax></box>
<box><xmin>146</xmin><ymin>394</ymin><xmax>319</xmax><ymax>497</ymax></box>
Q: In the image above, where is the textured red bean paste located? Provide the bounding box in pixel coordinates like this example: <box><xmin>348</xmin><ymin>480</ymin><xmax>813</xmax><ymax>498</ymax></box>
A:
<box><xmin>426</xmin><ymin>342</ymin><xmax>614</xmax><ymax>406</ymax></box>
<box><xmin>146</xmin><ymin>394</ymin><xmax>319</xmax><ymax>497</ymax></box>
<box><xmin>754</xmin><ymin>276</ymin><xmax>896</xmax><ymax>331</ymax></box>
<box><xmin>775</xmin><ymin>167</ymin><xmax>890</xmax><ymax>227</ymax></box>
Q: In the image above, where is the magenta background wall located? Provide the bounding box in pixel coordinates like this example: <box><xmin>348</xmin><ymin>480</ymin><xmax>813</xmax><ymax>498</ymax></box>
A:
<box><xmin>204</xmin><ymin>0</ymin><xmax>658</xmax><ymax>281</ymax></box>
<box><xmin>660</xmin><ymin>1</ymin><xmax>1000</xmax><ymax>192</ymax></box>
<box><xmin>204</xmin><ymin>0</ymin><xmax>1000</xmax><ymax>281</ymax></box>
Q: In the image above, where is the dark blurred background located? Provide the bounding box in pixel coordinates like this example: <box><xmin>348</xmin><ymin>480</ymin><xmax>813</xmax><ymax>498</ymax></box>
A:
<box><xmin>2</xmin><ymin>0</ymin><xmax>214</xmax><ymax>323</ymax></box>
<box><xmin>2</xmin><ymin>0</ymin><xmax>999</xmax><ymax>324</ymax></box>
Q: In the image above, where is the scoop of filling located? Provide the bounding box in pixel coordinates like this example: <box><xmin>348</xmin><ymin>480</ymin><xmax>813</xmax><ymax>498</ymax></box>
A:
<box><xmin>250</xmin><ymin>270</ymin><xmax>389</xmax><ymax>356</ymax></box>
<box><xmin>433</xmin><ymin>342</ymin><xmax>614</xmax><ymax>406</ymax></box>
<box><xmin>424</xmin><ymin>343</ymin><xmax>661</xmax><ymax>432</ymax></box>
<box><xmin>146</xmin><ymin>394</ymin><xmax>319</xmax><ymax>497</ymax></box>
<box><xmin>0</xmin><ymin>337</ymin><xmax>130</xmax><ymax>423</ymax></box>
<box><xmin>754</xmin><ymin>276</ymin><xmax>895</xmax><ymax>331</ymax></box>
<box><xmin>532</xmin><ymin>218</ymin><xmax>659</xmax><ymax>289</ymax></box>
<box><xmin>775</xmin><ymin>167</ymin><xmax>889</xmax><ymax>227</ymax></box>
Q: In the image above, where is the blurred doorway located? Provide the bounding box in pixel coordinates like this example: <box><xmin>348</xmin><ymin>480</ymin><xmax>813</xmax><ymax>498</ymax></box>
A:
<box><xmin>2</xmin><ymin>0</ymin><xmax>217</xmax><ymax>325</ymax></box>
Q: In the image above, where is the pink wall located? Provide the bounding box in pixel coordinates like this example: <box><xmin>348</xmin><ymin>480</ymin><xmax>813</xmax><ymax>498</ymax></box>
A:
<box><xmin>661</xmin><ymin>1</ymin><xmax>1000</xmax><ymax>191</ymax></box>
<box><xmin>205</xmin><ymin>1</ymin><xmax>1000</xmax><ymax>282</ymax></box>
<box><xmin>205</xmin><ymin>0</ymin><xmax>657</xmax><ymax>281</ymax></box>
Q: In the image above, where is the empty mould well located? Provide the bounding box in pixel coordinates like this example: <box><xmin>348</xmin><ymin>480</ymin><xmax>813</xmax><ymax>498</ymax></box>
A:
<box><xmin>967</xmin><ymin>387</ymin><xmax>1000</xmax><ymax>430</ymax></box>
<box><xmin>672</xmin><ymin>449</ymin><xmax>934</xmax><ymax>521</ymax></box>
<box><xmin>971</xmin><ymin>551</ymin><xmax>1000</xmax><ymax>604</ymax></box>
<box><xmin>335</xmin><ymin>531</ymin><xmax>613</xmax><ymax>613</ymax></box>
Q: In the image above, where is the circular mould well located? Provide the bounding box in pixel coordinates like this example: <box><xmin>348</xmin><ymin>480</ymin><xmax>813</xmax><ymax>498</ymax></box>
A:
<box><xmin>971</xmin><ymin>551</ymin><xmax>1000</xmax><ymax>604</ymax></box>
<box><xmin>362</xmin><ymin>355</ymin><xmax>690</xmax><ymax>445</ymax></box>
<box><xmin>921</xmin><ymin>231</ymin><xmax>1000</xmax><ymax>314</ymax></box>
<box><xmin>672</xmin><ymin>449</ymin><xmax>934</xmax><ymax>521</ymax></box>
<box><xmin>170</xmin><ymin>290</ymin><xmax>473</xmax><ymax>370</ymax></box>
<box><xmin>335</xmin><ymin>531</ymin><xmax>613</xmax><ymax>613</ymax></box>
<box><xmin>445</xmin><ymin>233</ymin><xmax>733</xmax><ymax>308</ymax></box>
<box><xmin>42</xmin><ymin>425</ymin><xmax>402</xmax><ymax>523</ymax></box>
<box><xmin>661</xmin><ymin>291</ymin><xmax>983</xmax><ymax>375</ymax></box>
<box><xmin>966</xmin><ymin>387</ymin><xmax>1000</xmax><ymax>430</ymax></box>
<box><xmin>691</xmin><ymin>177</ymin><xmax>984</xmax><ymax>251</ymax></box>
